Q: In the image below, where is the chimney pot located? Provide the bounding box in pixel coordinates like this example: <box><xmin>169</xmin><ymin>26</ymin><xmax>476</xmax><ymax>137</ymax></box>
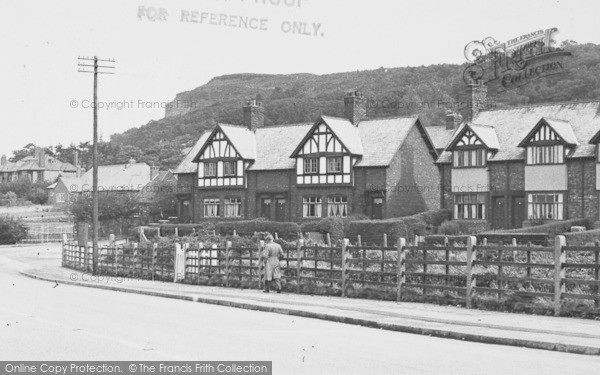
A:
<box><xmin>36</xmin><ymin>147</ymin><xmax>46</xmax><ymax>169</ymax></box>
<box><xmin>243</xmin><ymin>98</ymin><xmax>264</xmax><ymax>132</ymax></box>
<box><xmin>151</xmin><ymin>166</ymin><xmax>159</xmax><ymax>180</ymax></box>
<box><xmin>466</xmin><ymin>81</ymin><xmax>488</xmax><ymax>121</ymax></box>
<box><xmin>1</xmin><ymin>155</ymin><xmax>6</xmax><ymax>166</ymax></box>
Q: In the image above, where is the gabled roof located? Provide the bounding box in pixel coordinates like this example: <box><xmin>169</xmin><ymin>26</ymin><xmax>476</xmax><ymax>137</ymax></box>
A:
<box><xmin>62</xmin><ymin>163</ymin><xmax>153</xmax><ymax>192</ymax></box>
<box><xmin>174</xmin><ymin>114</ymin><xmax>433</xmax><ymax>173</ymax></box>
<box><xmin>320</xmin><ymin>116</ymin><xmax>364</xmax><ymax>155</ymax></box>
<box><xmin>425</xmin><ymin>126</ymin><xmax>455</xmax><ymax>151</ymax></box>
<box><xmin>517</xmin><ymin>117</ymin><xmax>579</xmax><ymax>147</ymax></box>
<box><xmin>437</xmin><ymin>101</ymin><xmax>600</xmax><ymax>163</ymax></box>
<box><xmin>252</xmin><ymin>123</ymin><xmax>313</xmax><ymax>170</ymax></box>
<box><xmin>192</xmin><ymin>123</ymin><xmax>257</xmax><ymax>163</ymax></box>
<box><xmin>0</xmin><ymin>154</ymin><xmax>77</xmax><ymax>173</ymax></box>
<box><xmin>357</xmin><ymin>116</ymin><xmax>423</xmax><ymax>166</ymax></box>
<box><xmin>290</xmin><ymin>116</ymin><xmax>363</xmax><ymax>158</ymax></box>
<box><xmin>174</xmin><ymin>132</ymin><xmax>210</xmax><ymax>174</ymax></box>
<box><xmin>445</xmin><ymin>122</ymin><xmax>500</xmax><ymax>150</ymax></box>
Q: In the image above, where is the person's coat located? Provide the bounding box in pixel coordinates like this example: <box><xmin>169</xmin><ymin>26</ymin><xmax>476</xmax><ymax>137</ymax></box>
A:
<box><xmin>262</xmin><ymin>242</ymin><xmax>284</xmax><ymax>281</ymax></box>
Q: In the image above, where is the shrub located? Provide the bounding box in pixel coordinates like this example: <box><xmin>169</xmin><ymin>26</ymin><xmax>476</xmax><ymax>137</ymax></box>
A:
<box><xmin>316</xmin><ymin>217</ymin><xmax>345</xmax><ymax>243</ymax></box>
<box><xmin>0</xmin><ymin>216</ymin><xmax>28</xmax><ymax>244</ymax></box>
<box><xmin>563</xmin><ymin>229</ymin><xmax>600</xmax><ymax>246</ymax></box>
<box><xmin>456</xmin><ymin>220</ymin><xmax>490</xmax><ymax>234</ymax></box>
<box><xmin>438</xmin><ymin>220</ymin><xmax>460</xmax><ymax>235</ymax></box>
<box><xmin>484</xmin><ymin>218</ymin><xmax>593</xmax><ymax>236</ymax></box>
<box><xmin>300</xmin><ymin>221</ymin><xmax>320</xmax><ymax>233</ymax></box>
<box><xmin>346</xmin><ymin>209</ymin><xmax>449</xmax><ymax>245</ymax></box>
<box><xmin>215</xmin><ymin>220</ymin><xmax>300</xmax><ymax>241</ymax></box>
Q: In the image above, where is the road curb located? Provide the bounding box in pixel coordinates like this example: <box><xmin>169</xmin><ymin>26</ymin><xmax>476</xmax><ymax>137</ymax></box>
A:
<box><xmin>19</xmin><ymin>270</ymin><xmax>600</xmax><ymax>356</ymax></box>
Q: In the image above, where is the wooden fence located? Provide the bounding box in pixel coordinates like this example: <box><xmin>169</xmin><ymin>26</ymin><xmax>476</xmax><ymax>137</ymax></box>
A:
<box><xmin>62</xmin><ymin>235</ymin><xmax>600</xmax><ymax>315</ymax></box>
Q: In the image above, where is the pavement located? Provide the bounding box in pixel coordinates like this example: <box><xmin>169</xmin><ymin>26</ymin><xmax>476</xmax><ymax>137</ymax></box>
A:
<box><xmin>12</xmin><ymin>244</ymin><xmax>600</xmax><ymax>356</ymax></box>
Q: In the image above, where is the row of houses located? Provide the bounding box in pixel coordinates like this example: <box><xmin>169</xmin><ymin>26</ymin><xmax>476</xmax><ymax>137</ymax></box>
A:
<box><xmin>172</xmin><ymin>81</ymin><xmax>600</xmax><ymax>229</ymax></box>
<box><xmin>5</xmin><ymin>79</ymin><xmax>600</xmax><ymax>230</ymax></box>
<box><xmin>0</xmin><ymin>148</ymin><xmax>78</xmax><ymax>183</ymax></box>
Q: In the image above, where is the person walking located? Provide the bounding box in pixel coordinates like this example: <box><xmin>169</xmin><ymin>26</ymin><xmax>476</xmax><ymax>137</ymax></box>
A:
<box><xmin>261</xmin><ymin>234</ymin><xmax>284</xmax><ymax>293</ymax></box>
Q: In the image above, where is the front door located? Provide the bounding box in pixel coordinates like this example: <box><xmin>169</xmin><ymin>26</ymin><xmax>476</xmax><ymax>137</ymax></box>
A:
<box><xmin>491</xmin><ymin>196</ymin><xmax>506</xmax><ymax>229</ymax></box>
<box><xmin>260</xmin><ymin>198</ymin><xmax>272</xmax><ymax>220</ymax></box>
<box><xmin>371</xmin><ymin>197</ymin><xmax>383</xmax><ymax>219</ymax></box>
<box><xmin>179</xmin><ymin>199</ymin><xmax>191</xmax><ymax>223</ymax></box>
<box><xmin>275</xmin><ymin>198</ymin><xmax>286</xmax><ymax>222</ymax></box>
<box><xmin>511</xmin><ymin>196</ymin><xmax>526</xmax><ymax>229</ymax></box>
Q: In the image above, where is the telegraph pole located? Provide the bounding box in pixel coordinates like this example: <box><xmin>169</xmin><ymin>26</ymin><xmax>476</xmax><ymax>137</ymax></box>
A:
<box><xmin>78</xmin><ymin>56</ymin><xmax>115</xmax><ymax>275</ymax></box>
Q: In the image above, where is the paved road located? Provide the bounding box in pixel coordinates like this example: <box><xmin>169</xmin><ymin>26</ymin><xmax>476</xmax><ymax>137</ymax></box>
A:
<box><xmin>1</xmin><ymin>245</ymin><xmax>599</xmax><ymax>375</ymax></box>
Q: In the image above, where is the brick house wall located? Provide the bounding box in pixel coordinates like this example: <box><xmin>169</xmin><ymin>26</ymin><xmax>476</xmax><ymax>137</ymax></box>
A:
<box><xmin>385</xmin><ymin>125</ymin><xmax>440</xmax><ymax>217</ymax></box>
<box><xmin>567</xmin><ymin>158</ymin><xmax>598</xmax><ymax>220</ymax></box>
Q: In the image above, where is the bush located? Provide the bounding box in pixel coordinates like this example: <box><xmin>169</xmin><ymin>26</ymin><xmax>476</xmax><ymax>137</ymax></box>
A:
<box><xmin>300</xmin><ymin>221</ymin><xmax>320</xmax><ymax>233</ymax></box>
<box><xmin>215</xmin><ymin>220</ymin><xmax>300</xmax><ymax>241</ymax></box>
<box><xmin>563</xmin><ymin>229</ymin><xmax>600</xmax><ymax>246</ymax></box>
<box><xmin>0</xmin><ymin>180</ymin><xmax>49</xmax><ymax>205</ymax></box>
<box><xmin>456</xmin><ymin>220</ymin><xmax>490</xmax><ymax>234</ymax></box>
<box><xmin>438</xmin><ymin>220</ymin><xmax>460</xmax><ymax>235</ymax></box>
<box><xmin>316</xmin><ymin>217</ymin><xmax>345</xmax><ymax>243</ymax></box>
<box><xmin>484</xmin><ymin>218</ymin><xmax>593</xmax><ymax>236</ymax></box>
<box><xmin>0</xmin><ymin>216</ymin><xmax>28</xmax><ymax>244</ymax></box>
<box><xmin>346</xmin><ymin>209</ymin><xmax>449</xmax><ymax>245</ymax></box>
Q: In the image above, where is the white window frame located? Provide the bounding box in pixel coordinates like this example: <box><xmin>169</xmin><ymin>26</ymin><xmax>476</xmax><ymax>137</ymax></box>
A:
<box><xmin>326</xmin><ymin>157</ymin><xmax>343</xmax><ymax>173</ymax></box>
<box><xmin>528</xmin><ymin>193</ymin><xmax>563</xmax><ymax>220</ymax></box>
<box><xmin>223</xmin><ymin>161</ymin><xmax>236</xmax><ymax>177</ymax></box>
<box><xmin>526</xmin><ymin>145</ymin><xmax>564</xmax><ymax>165</ymax></box>
<box><xmin>327</xmin><ymin>196</ymin><xmax>348</xmax><ymax>217</ymax></box>
<box><xmin>304</xmin><ymin>158</ymin><xmax>319</xmax><ymax>174</ymax></box>
<box><xmin>224</xmin><ymin>197</ymin><xmax>242</xmax><ymax>218</ymax></box>
<box><xmin>302</xmin><ymin>196</ymin><xmax>322</xmax><ymax>218</ymax></box>
<box><xmin>453</xmin><ymin>193</ymin><xmax>486</xmax><ymax>219</ymax></box>
<box><xmin>204</xmin><ymin>162</ymin><xmax>217</xmax><ymax>177</ymax></box>
<box><xmin>203</xmin><ymin>198</ymin><xmax>220</xmax><ymax>217</ymax></box>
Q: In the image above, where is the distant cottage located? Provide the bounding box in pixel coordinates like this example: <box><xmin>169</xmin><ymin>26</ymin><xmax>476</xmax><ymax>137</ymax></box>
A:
<box><xmin>0</xmin><ymin>148</ymin><xmax>77</xmax><ymax>183</ymax></box>
<box><xmin>48</xmin><ymin>160</ymin><xmax>174</xmax><ymax>206</ymax></box>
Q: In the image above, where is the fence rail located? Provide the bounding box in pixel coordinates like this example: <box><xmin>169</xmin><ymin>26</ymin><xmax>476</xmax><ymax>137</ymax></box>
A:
<box><xmin>61</xmin><ymin>235</ymin><xmax>600</xmax><ymax>315</ymax></box>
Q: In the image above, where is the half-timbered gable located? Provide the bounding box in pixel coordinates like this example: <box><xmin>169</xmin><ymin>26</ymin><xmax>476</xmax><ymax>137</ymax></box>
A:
<box><xmin>290</xmin><ymin>116</ymin><xmax>363</xmax><ymax>186</ymax></box>
<box><xmin>437</xmin><ymin>101</ymin><xmax>600</xmax><ymax>230</ymax></box>
<box><xmin>192</xmin><ymin>124</ymin><xmax>256</xmax><ymax>188</ymax></box>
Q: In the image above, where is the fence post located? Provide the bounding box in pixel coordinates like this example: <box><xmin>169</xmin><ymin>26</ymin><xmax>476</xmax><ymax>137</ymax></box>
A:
<box><xmin>296</xmin><ymin>239</ymin><xmax>304</xmax><ymax>293</ymax></box>
<box><xmin>357</xmin><ymin>235</ymin><xmax>362</xmax><ymax>247</ymax></box>
<box><xmin>233</xmin><ymin>230</ymin><xmax>237</xmax><ymax>237</ymax></box>
<box><xmin>258</xmin><ymin>240</ymin><xmax>265</xmax><ymax>289</ymax></box>
<box><xmin>341</xmin><ymin>238</ymin><xmax>349</xmax><ymax>297</ymax></box>
<box><xmin>383</xmin><ymin>233</ymin><xmax>388</xmax><ymax>247</ymax></box>
<box><xmin>275</xmin><ymin>232</ymin><xmax>279</xmax><ymax>241</ymax></box>
<box><xmin>326</xmin><ymin>233</ymin><xmax>332</xmax><ymax>247</ymax></box>
<box><xmin>174</xmin><ymin>227</ymin><xmax>179</xmax><ymax>237</ymax></box>
<box><xmin>466</xmin><ymin>236</ymin><xmax>477</xmax><ymax>309</ymax></box>
<box><xmin>482</xmin><ymin>238</ymin><xmax>487</xmax><ymax>246</ymax></box>
<box><xmin>396</xmin><ymin>238</ymin><xmax>406</xmax><ymax>302</ymax></box>
<box><xmin>174</xmin><ymin>243</ymin><xmax>182</xmax><ymax>282</ymax></box>
<box><xmin>61</xmin><ymin>234</ymin><xmax>67</xmax><ymax>267</ymax></box>
<box><xmin>225</xmin><ymin>241</ymin><xmax>232</xmax><ymax>287</ymax></box>
<box><xmin>553</xmin><ymin>235</ymin><xmax>566</xmax><ymax>316</ymax></box>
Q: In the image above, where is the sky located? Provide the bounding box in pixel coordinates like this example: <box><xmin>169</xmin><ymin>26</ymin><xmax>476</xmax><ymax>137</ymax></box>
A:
<box><xmin>1</xmin><ymin>0</ymin><xmax>600</xmax><ymax>158</ymax></box>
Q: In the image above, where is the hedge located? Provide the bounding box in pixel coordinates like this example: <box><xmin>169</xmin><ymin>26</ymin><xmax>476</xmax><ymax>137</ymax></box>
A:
<box><xmin>346</xmin><ymin>209</ymin><xmax>450</xmax><ymax>245</ymax></box>
<box><xmin>0</xmin><ymin>216</ymin><xmax>28</xmax><ymax>244</ymax></box>
<box><xmin>563</xmin><ymin>229</ymin><xmax>600</xmax><ymax>246</ymax></box>
<box><xmin>215</xmin><ymin>220</ymin><xmax>301</xmax><ymax>241</ymax></box>
<box><xmin>483</xmin><ymin>218</ymin><xmax>594</xmax><ymax>236</ymax></box>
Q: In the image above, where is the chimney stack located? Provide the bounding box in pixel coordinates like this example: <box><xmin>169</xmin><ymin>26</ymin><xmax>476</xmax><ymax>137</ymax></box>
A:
<box><xmin>1</xmin><ymin>155</ymin><xmax>6</xmax><ymax>166</ymax></box>
<box><xmin>35</xmin><ymin>147</ymin><xmax>45</xmax><ymax>168</ymax></box>
<box><xmin>466</xmin><ymin>79</ymin><xmax>488</xmax><ymax>121</ymax></box>
<box><xmin>445</xmin><ymin>111</ymin><xmax>463</xmax><ymax>130</ymax></box>
<box><xmin>151</xmin><ymin>166</ymin><xmax>159</xmax><ymax>180</ymax></box>
<box><xmin>344</xmin><ymin>91</ymin><xmax>367</xmax><ymax>126</ymax></box>
<box><xmin>243</xmin><ymin>99</ymin><xmax>264</xmax><ymax>132</ymax></box>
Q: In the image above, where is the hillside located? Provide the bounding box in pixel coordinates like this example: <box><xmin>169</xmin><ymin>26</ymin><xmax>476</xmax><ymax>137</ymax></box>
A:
<box><xmin>18</xmin><ymin>42</ymin><xmax>600</xmax><ymax>171</ymax></box>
